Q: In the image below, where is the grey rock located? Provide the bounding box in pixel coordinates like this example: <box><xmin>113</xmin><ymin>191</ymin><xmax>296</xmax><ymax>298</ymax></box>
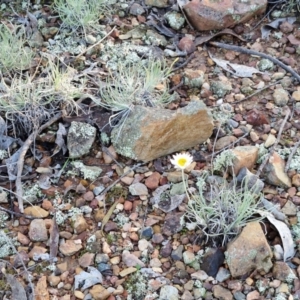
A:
<box><xmin>67</xmin><ymin>122</ymin><xmax>96</xmax><ymax>158</ymax></box>
<box><xmin>228</xmin><ymin>119</ymin><xmax>239</xmax><ymax>128</ymax></box>
<box><xmin>233</xmin><ymin>291</ymin><xmax>246</xmax><ymax>300</ymax></box>
<box><xmin>111</xmin><ymin>101</ymin><xmax>213</xmax><ymax>162</ymax></box>
<box><xmin>273</xmin><ymin>88</ymin><xmax>289</xmax><ymax>106</ymax></box>
<box><xmin>183</xmin><ymin>251</ymin><xmax>196</xmax><ymax>265</ymax></box>
<box><xmin>281</xmin><ymin>200</ymin><xmax>297</xmax><ymax>216</ymax></box>
<box><xmin>28</xmin><ymin>31</ymin><xmax>44</xmax><ymax>47</ymax></box>
<box><xmin>213</xmin><ymin>285</ymin><xmax>233</xmax><ymax>300</ymax></box>
<box><xmin>171</xmin><ymin>245</ymin><xmax>184</xmax><ymax>261</ymax></box>
<box><xmin>152</xmin><ymin>233</ymin><xmax>164</xmax><ymax>244</ymax></box>
<box><xmin>29</xmin><ymin>219</ymin><xmax>48</xmax><ymax>242</ymax></box>
<box><xmin>122</xmin><ymin>250</ymin><xmax>145</xmax><ymax>268</ymax></box>
<box><xmin>216</xmin><ymin>267</ymin><xmax>231</xmax><ymax>282</ymax></box>
<box><xmin>129</xmin><ymin>182</ymin><xmax>148</xmax><ymax>196</ymax></box>
<box><xmin>211</xmin><ymin>79</ymin><xmax>232</xmax><ymax>98</ymax></box>
<box><xmin>181</xmin><ymin>290</ymin><xmax>194</xmax><ymax>300</ymax></box>
<box><xmin>215</xmin><ymin>136</ymin><xmax>237</xmax><ymax>151</ymax></box>
<box><xmin>160</xmin><ymin>240</ymin><xmax>172</xmax><ymax>257</ymax></box>
<box><xmin>95</xmin><ymin>253</ymin><xmax>109</xmax><ymax>264</ymax></box>
<box><xmin>93</xmin><ymin>185</ymin><xmax>105</xmax><ymax>195</ymax></box>
<box><xmin>162</xmin><ymin>212</ymin><xmax>184</xmax><ymax>236</ymax></box>
<box><xmin>129</xmin><ymin>3</ymin><xmax>145</xmax><ymax>15</ymax></box>
<box><xmin>272</xmin><ymin>261</ymin><xmax>295</xmax><ymax>282</ymax></box>
<box><xmin>191</xmin><ymin>270</ymin><xmax>209</xmax><ymax>281</ymax></box>
<box><xmin>159</xmin><ymin>285</ymin><xmax>179</xmax><ymax>300</ymax></box>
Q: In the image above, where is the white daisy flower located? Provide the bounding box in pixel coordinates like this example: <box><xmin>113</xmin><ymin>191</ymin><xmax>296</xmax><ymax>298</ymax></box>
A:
<box><xmin>170</xmin><ymin>152</ymin><xmax>193</xmax><ymax>170</ymax></box>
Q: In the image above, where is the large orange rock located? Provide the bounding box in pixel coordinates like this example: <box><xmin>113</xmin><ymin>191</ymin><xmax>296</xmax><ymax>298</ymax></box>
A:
<box><xmin>226</xmin><ymin>222</ymin><xmax>273</xmax><ymax>278</ymax></box>
<box><xmin>183</xmin><ymin>0</ymin><xmax>267</xmax><ymax>31</ymax></box>
<box><xmin>111</xmin><ymin>101</ymin><xmax>213</xmax><ymax>162</ymax></box>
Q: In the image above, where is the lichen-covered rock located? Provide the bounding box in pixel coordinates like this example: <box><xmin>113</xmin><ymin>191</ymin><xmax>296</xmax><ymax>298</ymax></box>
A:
<box><xmin>211</xmin><ymin>77</ymin><xmax>232</xmax><ymax>98</ymax></box>
<box><xmin>273</xmin><ymin>88</ymin><xmax>289</xmax><ymax>106</ymax></box>
<box><xmin>165</xmin><ymin>11</ymin><xmax>185</xmax><ymax>30</ymax></box>
<box><xmin>183</xmin><ymin>0</ymin><xmax>267</xmax><ymax>31</ymax></box>
<box><xmin>111</xmin><ymin>101</ymin><xmax>213</xmax><ymax>162</ymax></box>
<box><xmin>184</xmin><ymin>69</ymin><xmax>205</xmax><ymax>88</ymax></box>
<box><xmin>226</xmin><ymin>222</ymin><xmax>273</xmax><ymax>278</ymax></box>
<box><xmin>67</xmin><ymin>121</ymin><xmax>96</xmax><ymax>158</ymax></box>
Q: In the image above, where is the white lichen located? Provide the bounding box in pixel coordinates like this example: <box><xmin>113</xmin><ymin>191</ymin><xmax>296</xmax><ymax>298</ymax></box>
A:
<box><xmin>72</xmin><ymin>161</ymin><xmax>102</xmax><ymax>181</ymax></box>
<box><xmin>213</xmin><ymin>150</ymin><xmax>236</xmax><ymax>172</ymax></box>
<box><xmin>0</xmin><ymin>150</ymin><xmax>8</xmax><ymax>160</ymax></box>
<box><xmin>113</xmin><ymin>213</ymin><xmax>130</xmax><ymax>227</ymax></box>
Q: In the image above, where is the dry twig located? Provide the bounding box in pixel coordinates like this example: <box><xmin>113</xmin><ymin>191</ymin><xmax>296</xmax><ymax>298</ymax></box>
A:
<box><xmin>285</xmin><ymin>139</ymin><xmax>300</xmax><ymax>172</ymax></box>
<box><xmin>209</xmin><ymin>41</ymin><xmax>300</xmax><ymax>82</ymax></box>
<box><xmin>16</xmin><ymin>113</ymin><xmax>62</xmax><ymax>213</ymax></box>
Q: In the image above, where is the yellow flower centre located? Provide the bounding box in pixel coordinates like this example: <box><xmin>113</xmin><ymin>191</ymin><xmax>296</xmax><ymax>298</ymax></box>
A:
<box><xmin>178</xmin><ymin>158</ymin><xmax>187</xmax><ymax>167</ymax></box>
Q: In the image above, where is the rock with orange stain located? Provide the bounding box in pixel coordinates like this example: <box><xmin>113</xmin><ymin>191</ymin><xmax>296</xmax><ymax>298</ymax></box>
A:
<box><xmin>112</xmin><ymin>101</ymin><xmax>213</xmax><ymax>162</ymax></box>
<box><xmin>265</xmin><ymin>152</ymin><xmax>291</xmax><ymax>188</ymax></box>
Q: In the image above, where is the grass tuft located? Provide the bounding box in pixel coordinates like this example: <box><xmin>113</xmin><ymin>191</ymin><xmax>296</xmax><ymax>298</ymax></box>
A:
<box><xmin>0</xmin><ymin>24</ymin><xmax>34</xmax><ymax>72</ymax></box>
<box><xmin>0</xmin><ymin>60</ymin><xmax>85</xmax><ymax>136</ymax></box>
<box><xmin>53</xmin><ymin>0</ymin><xmax>108</xmax><ymax>33</ymax></box>
<box><xmin>185</xmin><ymin>174</ymin><xmax>263</xmax><ymax>246</ymax></box>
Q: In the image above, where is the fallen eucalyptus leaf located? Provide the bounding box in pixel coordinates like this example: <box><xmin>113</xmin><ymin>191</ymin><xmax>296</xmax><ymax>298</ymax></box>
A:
<box><xmin>208</xmin><ymin>51</ymin><xmax>264</xmax><ymax>77</ymax></box>
<box><xmin>261</xmin><ymin>17</ymin><xmax>296</xmax><ymax>40</ymax></box>
<box><xmin>257</xmin><ymin>209</ymin><xmax>294</xmax><ymax>261</ymax></box>
<box><xmin>195</xmin><ymin>29</ymin><xmax>246</xmax><ymax>46</ymax></box>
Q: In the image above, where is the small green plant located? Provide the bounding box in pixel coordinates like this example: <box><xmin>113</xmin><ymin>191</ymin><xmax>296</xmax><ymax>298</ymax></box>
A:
<box><xmin>0</xmin><ymin>60</ymin><xmax>84</xmax><ymax>136</ymax></box>
<box><xmin>185</xmin><ymin>175</ymin><xmax>263</xmax><ymax>246</ymax></box>
<box><xmin>0</xmin><ymin>24</ymin><xmax>34</xmax><ymax>72</ymax></box>
<box><xmin>53</xmin><ymin>0</ymin><xmax>108</xmax><ymax>33</ymax></box>
<box><xmin>99</xmin><ymin>59</ymin><xmax>173</xmax><ymax>112</ymax></box>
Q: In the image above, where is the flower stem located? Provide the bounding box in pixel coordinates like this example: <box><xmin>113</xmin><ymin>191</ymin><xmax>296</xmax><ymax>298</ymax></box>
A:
<box><xmin>182</xmin><ymin>169</ymin><xmax>191</xmax><ymax>202</ymax></box>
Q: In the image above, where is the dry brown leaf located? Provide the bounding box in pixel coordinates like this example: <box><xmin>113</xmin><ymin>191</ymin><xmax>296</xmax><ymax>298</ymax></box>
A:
<box><xmin>195</xmin><ymin>29</ymin><xmax>246</xmax><ymax>47</ymax></box>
